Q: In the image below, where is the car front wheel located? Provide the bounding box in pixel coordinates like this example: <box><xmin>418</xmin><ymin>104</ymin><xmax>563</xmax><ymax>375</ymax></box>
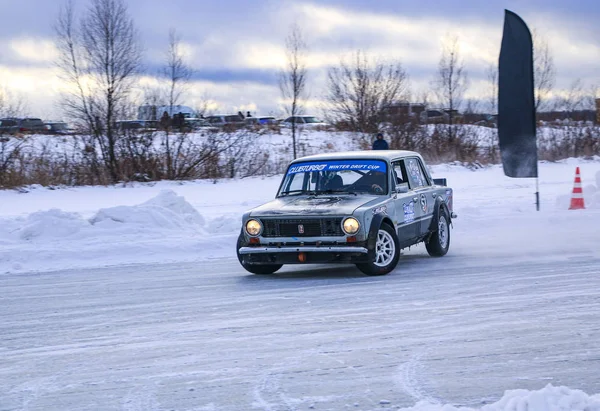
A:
<box><xmin>356</xmin><ymin>223</ymin><xmax>400</xmax><ymax>276</ymax></box>
<box><xmin>236</xmin><ymin>234</ymin><xmax>282</xmax><ymax>275</ymax></box>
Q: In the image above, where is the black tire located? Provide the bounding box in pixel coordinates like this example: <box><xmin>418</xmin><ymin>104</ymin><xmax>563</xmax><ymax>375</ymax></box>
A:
<box><xmin>425</xmin><ymin>208</ymin><xmax>450</xmax><ymax>257</ymax></box>
<box><xmin>356</xmin><ymin>223</ymin><xmax>400</xmax><ymax>276</ymax></box>
<box><xmin>236</xmin><ymin>234</ymin><xmax>282</xmax><ymax>275</ymax></box>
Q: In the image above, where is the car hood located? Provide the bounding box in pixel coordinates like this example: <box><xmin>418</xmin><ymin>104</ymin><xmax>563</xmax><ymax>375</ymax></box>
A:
<box><xmin>249</xmin><ymin>195</ymin><xmax>380</xmax><ymax>216</ymax></box>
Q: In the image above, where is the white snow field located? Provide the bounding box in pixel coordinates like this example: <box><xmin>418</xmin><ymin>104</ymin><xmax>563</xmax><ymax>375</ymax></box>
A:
<box><xmin>2</xmin><ymin>156</ymin><xmax>600</xmax><ymax>410</ymax></box>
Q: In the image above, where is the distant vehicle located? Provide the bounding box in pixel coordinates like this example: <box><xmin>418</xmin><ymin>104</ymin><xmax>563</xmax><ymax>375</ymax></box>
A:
<box><xmin>0</xmin><ymin>118</ymin><xmax>19</xmax><ymax>135</ymax></box>
<box><xmin>17</xmin><ymin>118</ymin><xmax>46</xmax><ymax>133</ymax></box>
<box><xmin>281</xmin><ymin>115</ymin><xmax>329</xmax><ymax>128</ymax></box>
<box><xmin>204</xmin><ymin>114</ymin><xmax>246</xmax><ymax>129</ymax></box>
<box><xmin>381</xmin><ymin>101</ymin><xmax>426</xmax><ymax>124</ymax></box>
<box><xmin>244</xmin><ymin>116</ymin><xmax>276</xmax><ymax>127</ymax></box>
<box><xmin>115</xmin><ymin>120</ymin><xmax>158</xmax><ymax>131</ymax></box>
<box><xmin>420</xmin><ymin>109</ymin><xmax>463</xmax><ymax>124</ymax></box>
<box><xmin>184</xmin><ymin>118</ymin><xmax>211</xmax><ymax>131</ymax></box>
<box><xmin>44</xmin><ymin>121</ymin><xmax>74</xmax><ymax>135</ymax></box>
<box><xmin>420</xmin><ymin>109</ymin><xmax>450</xmax><ymax>124</ymax></box>
<box><xmin>138</xmin><ymin>105</ymin><xmax>196</xmax><ymax>121</ymax></box>
<box><xmin>474</xmin><ymin>114</ymin><xmax>498</xmax><ymax>128</ymax></box>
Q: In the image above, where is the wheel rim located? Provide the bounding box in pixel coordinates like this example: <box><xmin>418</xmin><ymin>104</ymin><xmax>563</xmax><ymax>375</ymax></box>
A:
<box><xmin>374</xmin><ymin>229</ymin><xmax>395</xmax><ymax>267</ymax></box>
<box><xmin>438</xmin><ymin>216</ymin><xmax>449</xmax><ymax>249</ymax></box>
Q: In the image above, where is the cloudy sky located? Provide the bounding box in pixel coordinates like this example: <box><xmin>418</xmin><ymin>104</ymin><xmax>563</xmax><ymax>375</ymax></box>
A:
<box><xmin>0</xmin><ymin>0</ymin><xmax>598</xmax><ymax>119</ymax></box>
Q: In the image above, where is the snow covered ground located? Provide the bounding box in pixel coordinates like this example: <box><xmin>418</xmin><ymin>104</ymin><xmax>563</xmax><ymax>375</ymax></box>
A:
<box><xmin>1</xmin><ymin>156</ymin><xmax>599</xmax><ymax>275</ymax></box>
<box><xmin>2</xmin><ymin>156</ymin><xmax>600</xmax><ymax>410</ymax></box>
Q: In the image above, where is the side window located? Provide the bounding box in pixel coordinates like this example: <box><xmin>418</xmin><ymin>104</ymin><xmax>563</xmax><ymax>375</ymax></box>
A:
<box><xmin>392</xmin><ymin>161</ymin><xmax>408</xmax><ymax>188</ymax></box>
<box><xmin>405</xmin><ymin>158</ymin><xmax>430</xmax><ymax>189</ymax></box>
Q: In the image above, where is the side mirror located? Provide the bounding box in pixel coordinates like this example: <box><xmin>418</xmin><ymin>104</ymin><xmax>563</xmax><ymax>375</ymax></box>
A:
<box><xmin>395</xmin><ymin>183</ymin><xmax>409</xmax><ymax>194</ymax></box>
<box><xmin>432</xmin><ymin>178</ymin><xmax>447</xmax><ymax>187</ymax></box>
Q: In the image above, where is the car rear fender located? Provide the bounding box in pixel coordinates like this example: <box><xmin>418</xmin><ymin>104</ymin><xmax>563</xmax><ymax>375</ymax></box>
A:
<box><xmin>428</xmin><ymin>197</ymin><xmax>451</xmax><ymax>233</ymax></box>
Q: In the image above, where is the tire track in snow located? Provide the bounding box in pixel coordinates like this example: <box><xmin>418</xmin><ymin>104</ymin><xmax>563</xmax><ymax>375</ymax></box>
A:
<box><xmin>121</xmin><ymin>384</ymin><xmax>160</xmax><ymax>411</ymax></box>
<box><xmin>395</xmin><ymin>351</ymin><xmax>440</xmax><ymax>405</ymax></box>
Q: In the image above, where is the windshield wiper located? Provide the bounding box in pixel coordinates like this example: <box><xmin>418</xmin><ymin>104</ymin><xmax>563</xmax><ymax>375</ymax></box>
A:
<box><xmin>316</xmin><ymin>189</ymin><xmax>357</xmax><ymax>196</ymax></box>
<box><xmin>279</xmin><ymin>190</ymin><xmax>317</xmax><ymax>197</ymax></box>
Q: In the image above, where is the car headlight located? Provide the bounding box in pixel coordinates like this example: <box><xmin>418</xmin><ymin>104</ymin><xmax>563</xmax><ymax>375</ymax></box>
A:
<box><xmin>245</xmin><ymin>219</ymin><xmax>263</xmax><ymax>237</ymax></box>
<box><xmin>342</xmin><ymin>217</ymin><xmax>360</xmax><ymax>235</ymax></box>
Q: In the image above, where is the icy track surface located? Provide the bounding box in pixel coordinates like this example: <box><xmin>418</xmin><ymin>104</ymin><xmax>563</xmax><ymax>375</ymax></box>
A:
<box><xmin>3</xmin><ymin>256</ymin><xmax>600</xmax><ymax>410</ymax></box>
<box><xmin>1</xmin><ymin>159</ymin><xmax>600</xmax><ymax>409</ymax></box>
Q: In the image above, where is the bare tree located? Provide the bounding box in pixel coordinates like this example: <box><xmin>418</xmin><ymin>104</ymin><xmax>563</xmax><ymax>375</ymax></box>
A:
<box><xmin>432</xmin><ymin>35</ymin><xmax>469</xmax><ymax>139</ymax></box>
<box><xmin>279</xmin><ymin>23</ymin><xmax>307</xmax><ymax>159</ymax></box>
<box><xmin>586</xmin><ymin>84</ymin><xmax>599</xmax><ymax>112</ymax></box>
<box><xmin>0</xmin><ymin>86</ymin><xmax>29</xmax><ymax>187</ymax></box>
<box><xmin>55</xmin><ymin>0</ymin><xmax>142</xmax><ymax>183</ymax></box>
<box><xmin>162</xmin><ymin>29</ymin><xmax>193</xmax><ymax>115</ymax></box>
<box><xmin>325</xmin><ymin>50</ymin><xmax>409</xmax><ymax>133</ymax></box>
<box><xmin>595</xmin><ymin>86</ymin><xmax>600</xmax><ymax>125</ymax></box>
<box><xmin>558</xmin><ymin>78</ymin><xmax>585</xmax><ymax>115</ymax></box>
<box><xmin>193</xmin><ymin>96</ymin><xmax>210</xmax><ymax>119</ymax></box>
<box><xmin>532</xmin><ymin>30</ymin><xmax>556</xmax><ymax>112</ymax></box>
<box><xmin>161</xmin><ymin>28</ymin><xmax>193</xmax><ymax>179</ymax></box>
<box><xmin>0</xmin><ymin>86</ymin><xmax>27</xmax><ymax>118</ymax></box>
<box><xmin>486</xmin><ymin>62</ymin><xmax>498</xmax><ymax>113</ymax></box>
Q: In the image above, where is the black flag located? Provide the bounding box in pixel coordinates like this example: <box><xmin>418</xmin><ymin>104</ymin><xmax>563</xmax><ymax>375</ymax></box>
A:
<box><xmin>498</xmin><ymin>10</ymin><xmax>538</xmax><ymax>178</ymax></box>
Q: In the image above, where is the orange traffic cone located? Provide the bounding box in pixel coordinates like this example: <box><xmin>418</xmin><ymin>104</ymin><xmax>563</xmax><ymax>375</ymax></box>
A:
<box><xmin>568</xmin><ymin>167</ymin><xmax>585</xmax><ymax>210</ymax></box>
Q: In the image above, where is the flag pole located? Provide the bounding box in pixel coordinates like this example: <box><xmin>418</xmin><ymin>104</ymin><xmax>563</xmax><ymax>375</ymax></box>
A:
<box><xmin>535</xmin><ymin>176</ymin><xmax>540</xmax><ymax>211</ymax></box>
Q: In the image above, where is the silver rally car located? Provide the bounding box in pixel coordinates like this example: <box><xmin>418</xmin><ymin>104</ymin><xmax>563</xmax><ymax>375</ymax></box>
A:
<box><xmin>237</xmin><ymin>150</ymin><xmax>456</xmax><ymax>275</ymax></box>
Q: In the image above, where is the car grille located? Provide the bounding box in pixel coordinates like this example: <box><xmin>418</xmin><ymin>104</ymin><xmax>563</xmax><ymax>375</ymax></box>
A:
<box><xmin>262</xmin><ymin>218</ymin><xmax>344</xmax><ymax>238</ymax></box>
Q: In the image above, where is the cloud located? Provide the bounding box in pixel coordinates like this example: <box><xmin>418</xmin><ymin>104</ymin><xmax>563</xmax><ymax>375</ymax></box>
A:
<box><xmin>0</xmin><ymin>0</ymin><xmax>598</xmax><ymax>118</ymax></box>
<box><xmin>0</xmin><ymin>65</ymin><xmax>63</xmax><ymax>118</ymax></box>
<box><xmin>9</xmin><ymin>37</ymin><xmax>58</xmax><ymax>64</ymax></box>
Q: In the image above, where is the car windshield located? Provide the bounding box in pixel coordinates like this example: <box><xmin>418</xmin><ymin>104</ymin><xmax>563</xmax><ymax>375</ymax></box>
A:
<box><xmin>302</xmin><ymin>116</ymin><xmax>321</xmax><ymax>124</ymax></box>
<box><xmin>278</xmin><ymin>160</ymin><xmax>388</xmax><ymax>197</ymax></box>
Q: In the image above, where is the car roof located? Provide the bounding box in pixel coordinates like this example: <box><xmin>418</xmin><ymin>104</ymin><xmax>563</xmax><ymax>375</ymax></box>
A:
<box><xmin>292</xmin><ymin>150</ymin><xmax>422</xmax><ymax>163</ymax></box>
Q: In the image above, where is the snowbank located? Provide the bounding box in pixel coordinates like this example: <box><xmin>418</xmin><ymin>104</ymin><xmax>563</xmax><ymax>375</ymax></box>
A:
<box><xmin>400</xmin><ymin>384</ymin><xmax>600</xmax><ymax>410</ymax></box>
<box><xmin>16</xmin><ymin>209</ymin><xmax>89</xmax><ymax>241</ymax></box>
<box><xmin>90</xmin><ymin>189</ymin><xmax>206</xmax><ymax>233</ymax></box>
<box><xmin>0</xmin><ymin>189</ymin><xmax>240</xmax><ymax>274</ymax></box>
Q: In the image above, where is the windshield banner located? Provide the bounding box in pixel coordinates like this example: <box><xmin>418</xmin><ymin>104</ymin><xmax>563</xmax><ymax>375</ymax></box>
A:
<box><xmin>287</xmin><ymin>160</ymin><xmax>387</xmax><ymax>175</ymax></box>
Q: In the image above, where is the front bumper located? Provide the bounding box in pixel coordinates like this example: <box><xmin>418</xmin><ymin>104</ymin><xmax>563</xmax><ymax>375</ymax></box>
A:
<box><xmin>239</xmin><ymin>246</ymin><xmax>368</xmax><ymax>254</ymax></box>
<box><xmin>239</xmin><ymin>245</ymin><xmax>371</xmax><ymax>265</ymax></box>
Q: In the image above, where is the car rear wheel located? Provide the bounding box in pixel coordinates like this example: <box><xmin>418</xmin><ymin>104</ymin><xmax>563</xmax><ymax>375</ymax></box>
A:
<box><xmin>356</xmin><ymin>223</ymin><xmax>399</xmax><ymax>276</ymax></box>
<box><xmin>425</xmin><ymin>209</ymin><xmax>450</xmax><ymax>257</ymax></box>
<box><xmin>236</xmin><ymin>234</ymin><xmax>282</xmax><ymax>275</ymax></box>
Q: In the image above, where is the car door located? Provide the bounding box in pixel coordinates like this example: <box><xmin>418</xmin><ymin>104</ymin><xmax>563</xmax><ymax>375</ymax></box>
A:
<box><xmin>404</xmin><ymin>157</ymin><xmax>434</xmax><ymax>236</ymax></box>
<box><xmin>391</xmin><ymin>161</ymin><xmax>420</xmax><ymax>247</ymax></box>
